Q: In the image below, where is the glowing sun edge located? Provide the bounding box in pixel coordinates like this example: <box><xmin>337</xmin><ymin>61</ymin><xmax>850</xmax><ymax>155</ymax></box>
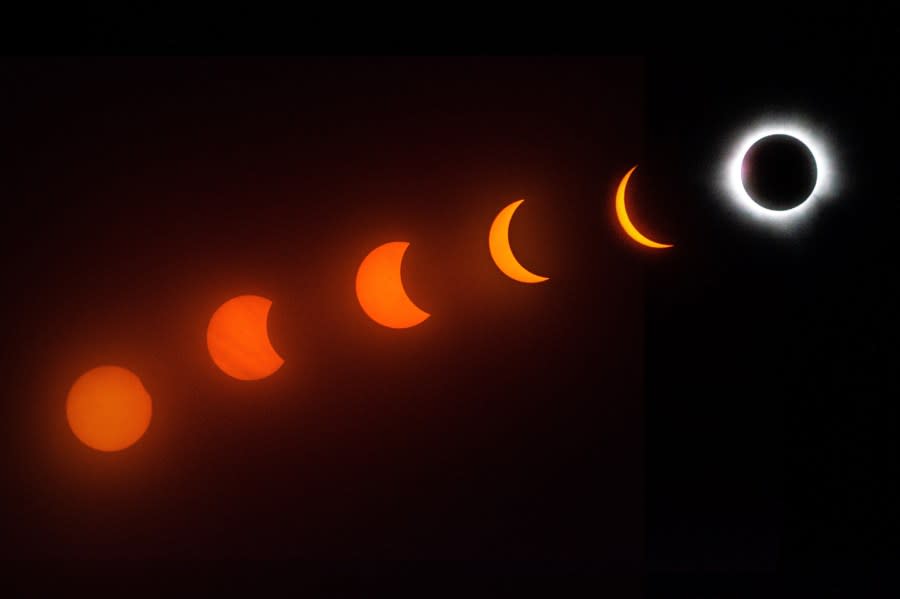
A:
<box><xmin>724</xmin><ymin>120</ymin><xmax>836</xmax><ymax>228</ymax></box>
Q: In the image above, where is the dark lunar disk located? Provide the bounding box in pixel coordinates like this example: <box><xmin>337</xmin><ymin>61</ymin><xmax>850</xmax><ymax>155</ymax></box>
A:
<box><xmin>740</xmin><ymin>134</ymin><xmax>817</xmax><ymax>211</ymax></box>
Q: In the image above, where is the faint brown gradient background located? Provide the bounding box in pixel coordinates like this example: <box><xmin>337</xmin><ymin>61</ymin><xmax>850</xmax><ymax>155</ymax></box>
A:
<box><xmin>0</xmin><ymin>57</ymin><xmax>645</xmax><ymax>563</ymax></box>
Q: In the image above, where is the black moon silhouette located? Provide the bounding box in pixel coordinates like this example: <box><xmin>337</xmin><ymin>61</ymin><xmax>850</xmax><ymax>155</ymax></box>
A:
<box><xmin>740</xmin><ymin>134</ymin><xmax>817</xmax><ymax>211</ymax></box>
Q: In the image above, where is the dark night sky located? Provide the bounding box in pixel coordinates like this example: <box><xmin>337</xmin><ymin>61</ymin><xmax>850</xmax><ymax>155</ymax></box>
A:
<box><xmin>0</xmin><ymin>44</ymin><xmax>899</xmax><ymax>595</ymax></box>
<box><xmin>644</xmin><ymin>52</ymin><xmax>900</xmax><ymax>584</ymax></box>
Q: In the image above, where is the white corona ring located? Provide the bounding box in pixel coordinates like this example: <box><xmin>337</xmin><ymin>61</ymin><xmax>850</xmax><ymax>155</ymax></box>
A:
<box><xmin>723</xmin><ymin>119</ymin><xmax>836</xmax><ymax>229</ymax></box>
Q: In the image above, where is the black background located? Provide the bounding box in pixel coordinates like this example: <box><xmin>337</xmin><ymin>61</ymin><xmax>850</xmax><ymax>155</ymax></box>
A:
<box><xmin>1</xmin><ymin>16</ymin><xmax>899</xmax><ymax>597</ymax></box>
<box><xmin>645</xmin><ymin>52</ymin><xmax>900</xmax><ymax>593</ymax></box>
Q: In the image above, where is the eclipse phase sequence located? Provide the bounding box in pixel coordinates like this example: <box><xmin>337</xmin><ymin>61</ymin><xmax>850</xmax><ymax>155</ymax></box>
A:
<box><xmin>61</xmin><ymin>115</ymin><xmax>841</xmax><ymax>453</ymax></box>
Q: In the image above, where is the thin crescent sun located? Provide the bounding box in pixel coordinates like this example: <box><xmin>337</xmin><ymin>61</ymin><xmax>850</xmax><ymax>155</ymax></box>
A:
<box><xmin>488</xmin><ymin>199</ymin><xmax>549</xmax><ymax>284</ymax></box>
<box><xmin>615</xmin><ymin>165</ymin><xmax>673</xmax><ymax>249</ymax></box>
<box><xmin>356</xmin><ymin>241</ymin><xmax>431</xmax><ymax>329</ymax></box>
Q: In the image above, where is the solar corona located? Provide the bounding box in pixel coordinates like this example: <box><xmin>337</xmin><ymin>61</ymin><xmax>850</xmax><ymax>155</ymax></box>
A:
<box><xmin>724</xmin><ymin>120</ymin><xmax>835</xmax><ymax>228</ymax></box>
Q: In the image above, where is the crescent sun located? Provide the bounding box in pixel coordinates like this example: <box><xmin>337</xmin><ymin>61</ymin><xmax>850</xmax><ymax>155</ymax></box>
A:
<box><xmin>488</xmin><ymin>199</ymin><xmax>549</xmax><ymax>284</ymax></box>
<box><xmin>615</xmin><ymin>165</ymin><xmax>673</xmax><ymax>249</ymax></box>
<box><xmin>356</xmin><ymin>241</ymin><xmax>431</xmax><ymax>329</ymax></box>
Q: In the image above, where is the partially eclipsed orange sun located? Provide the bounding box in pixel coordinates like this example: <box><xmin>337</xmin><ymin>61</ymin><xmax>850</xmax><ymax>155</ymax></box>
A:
<box><xmin>355</xmin><ymin>241</ymin><xmax>430</xmax><ymax>329</ymax></box>
<box><xmin>488</xmin><ymin>199</ymin><xmax>549</xmax><ymax>283</ymax></box>
<box><xmin>66</xmin><ymin>365</ymin><xmax>152</xmax><ymax>452</ymax></box>
<box><xmin>207</xmin><ymin>295</ymin><xmax>285</xmax><ymax>380</ymax></box>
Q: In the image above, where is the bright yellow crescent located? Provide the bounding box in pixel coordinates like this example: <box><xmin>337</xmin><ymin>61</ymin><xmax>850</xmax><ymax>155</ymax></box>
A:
<box><xmin>488</xmin><ymin>199</ymin><xmax>549</xmax><ymax>284</ymax></box>
<box><xmin>615</xmin><ymin>165</ymin><xmax>673</xmax><ymax>249</ymax></box>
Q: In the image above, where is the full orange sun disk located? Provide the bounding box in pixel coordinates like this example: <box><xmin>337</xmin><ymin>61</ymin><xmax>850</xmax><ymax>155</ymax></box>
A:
<box><xmin>66</xmin><ymin>365</ymin><xmax>152</xmax><ymax>452</ymax></box>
